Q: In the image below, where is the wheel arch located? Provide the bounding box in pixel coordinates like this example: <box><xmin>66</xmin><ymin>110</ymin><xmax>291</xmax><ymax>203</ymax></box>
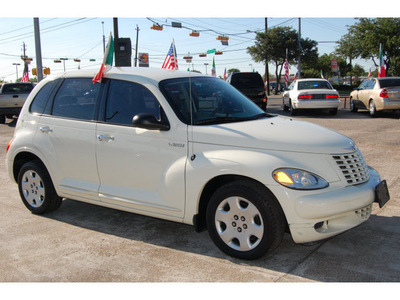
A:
<box><xmin>12</xmin><ymin>151</ymin><xmax>46</xmax><ymax>182</ymax></box>
<box><xmin>193</xmin><ymin>174</ymin><xmax>287</xmax><ymax>233</ymax></box>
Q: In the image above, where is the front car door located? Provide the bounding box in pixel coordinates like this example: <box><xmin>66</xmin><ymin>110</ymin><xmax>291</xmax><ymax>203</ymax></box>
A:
<box><xmin>95</xmin><ymin>79</ymin><xmax>187</xmax><ymax>219</ymax></box>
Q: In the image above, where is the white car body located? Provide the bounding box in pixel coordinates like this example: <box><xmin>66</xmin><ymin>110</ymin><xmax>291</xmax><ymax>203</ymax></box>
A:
<box><xmin>283</xmin><ymin>78</ymin><xmax>340</xmax><ymax>114</ymax></box>
<box><xmin>6</xmin><ymin>68</ymin><xmax>388</xmax><ymax>259</ymax></box>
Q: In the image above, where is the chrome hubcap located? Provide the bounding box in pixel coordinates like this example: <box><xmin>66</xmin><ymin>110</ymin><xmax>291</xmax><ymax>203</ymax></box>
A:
<box><xmin>21</xmin><ymin>170</ymin><xmax>45</xmax><ymax>208</ymax></box>
<box><xmin>215</xmin><ymin>197</ymin><xmax>264</xmax><ymax>251</ymax></box>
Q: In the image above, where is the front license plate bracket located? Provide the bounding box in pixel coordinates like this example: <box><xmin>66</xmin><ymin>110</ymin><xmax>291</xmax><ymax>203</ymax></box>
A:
<box><xmin>375</xmin><ymin>180</ymin><xmax>390</xmax><ymax>208</ymax></box>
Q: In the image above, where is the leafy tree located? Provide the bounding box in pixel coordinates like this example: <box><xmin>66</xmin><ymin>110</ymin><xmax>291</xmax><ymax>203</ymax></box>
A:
<box><xmin>247</xmin><ymin>26</ymin><xmax>318</xmax><ymax>94</ymax></box>
<box><xmin>228</xmin><ymin>68</ymin><xmax>240</xmax><ymax>74</ymax></box>
<box><xmin>337</xmin><ymin>18</ymin><xmax>400</xmax><ymax>76</ymax></box>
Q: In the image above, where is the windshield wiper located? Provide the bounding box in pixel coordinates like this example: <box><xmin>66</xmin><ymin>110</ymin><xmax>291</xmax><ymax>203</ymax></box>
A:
<box><xmin>194</xmin><ymin>113</ymin><xmax>274</xmax><ymax>125</ymax></box>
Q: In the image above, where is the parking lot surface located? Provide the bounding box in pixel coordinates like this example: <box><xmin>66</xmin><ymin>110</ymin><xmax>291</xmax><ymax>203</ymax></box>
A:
<box><xmin>0</xmin><ymin>95</ymin><xmax>399</xmax><ymax>282</ymax></box>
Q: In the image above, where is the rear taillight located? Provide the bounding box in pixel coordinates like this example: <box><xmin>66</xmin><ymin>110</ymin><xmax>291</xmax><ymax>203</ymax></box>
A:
<box><xmin>326</xmin><ymin>94</ymin><xmax>339</xmax><ymax>99</ymax></box>
<box><xmin>380</xmin><ymin>89</ymin><xmax>389</xmax><ymax>98</ymax></box>
<box><xmin>6</xmin><ymin>137</ymin><xmax>14</xmax><ymax>153</ymax></box>
<box><xmin>298</xmin><ymin>94</ymin><xmax>312</xmax><ymax>99</ymax></box>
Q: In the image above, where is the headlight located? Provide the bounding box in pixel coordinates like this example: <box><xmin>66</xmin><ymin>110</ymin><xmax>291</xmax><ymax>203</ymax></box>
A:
<box><xmin>273</xmin><ymin>168</ymin><xmax>329</xmax><ymax>190</ymax></box>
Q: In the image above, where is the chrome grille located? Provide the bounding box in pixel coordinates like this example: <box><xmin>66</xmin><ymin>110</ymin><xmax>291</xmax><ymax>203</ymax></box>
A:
<box><xmin>332</xmin><ymin>149</ymin><xmax>370</xmax><ymax>185</ymax></box>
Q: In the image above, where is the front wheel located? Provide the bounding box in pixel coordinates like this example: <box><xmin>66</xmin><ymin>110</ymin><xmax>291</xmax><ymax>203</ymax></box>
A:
<box><xmin>18</xmin><ymin>161</ymin><xmax>62</xmax><ymax>214</ymax></box>
<box><xmin>369</xmin><ymin>100</ymin><xmax>378</xmax><ymax>117</ymax></box>
<box><xmin>206</xmin><ymin>180</ymin><xmax>285</xmax><ymax>260</ymax></box>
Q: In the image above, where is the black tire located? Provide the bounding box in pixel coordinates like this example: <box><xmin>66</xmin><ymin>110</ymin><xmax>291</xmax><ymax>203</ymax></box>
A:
<box><xmin>369</xmin><ymin>100</ymin><xmax>378</xmax><ymax>117</ymax></box>
<box><xmin>329</xmin><ymin>108</ymin><xmax>338</xmax><ymax>115</ymax></box>
<box><xmin>289</xmin><ymin>100</ymin><xmax>297</xmax><ymax>116</ymax></box>
<box><xmin>350</xmin><ymin>98</ymin><xmax>358</xmax><ymax>112</ymax></box>
<box><xmin>17</xmin><ymin>160</ymin><xmax>62</xmax><ymax>214</ymax></box>
<box><xmin>206</xmin><ymin>180</ymin><xmax>285</xmax><ymax>260</ymax></box>
<box><xmin>0</xmin><ymin>114</ymin><xmax>5</xmax><ymax>124</ymax></box>
<box><xmin>282</xmin><ymin>98</ymin><xmax>289</xmax><ymax>111</ymax></box>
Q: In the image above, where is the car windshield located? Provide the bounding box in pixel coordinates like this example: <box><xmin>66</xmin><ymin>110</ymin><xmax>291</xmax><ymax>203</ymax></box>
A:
<box><xmin>298</xmin><ymin>81</ymin><xmax>333</xmax><ymax>90</ymax></box>
<box><xmin>378</xmin><ymin>78</ymin><xmax>400</xmax><ymax>88</ymax></box>
<box><xmin>2</xmin><ymin>83</ymin><xmax>33</xmax><ymax>94</ymax></box>
<box><xmin>159</xmin><ymin>76</ymin><xmax>272</xmax><ymax>125</ymax></box>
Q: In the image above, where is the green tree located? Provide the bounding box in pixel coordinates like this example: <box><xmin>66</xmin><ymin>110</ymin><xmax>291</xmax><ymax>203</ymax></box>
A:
<box><xmin>247</xmin><ymin>26</ymin><xmax>318</xmax><ymax>94</ymax></box>
<box><xmin>338</xmin><ymin>18</ymin><xmax>400</xmax><ymax>76</ymax></box>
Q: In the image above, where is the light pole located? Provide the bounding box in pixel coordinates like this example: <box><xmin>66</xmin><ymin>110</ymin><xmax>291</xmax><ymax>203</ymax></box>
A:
<box><xmin>13</xmin><ymin>63</ymin><xmax>20</xmax><ymax>82</ymax></box>
<box><xmin>204</xmin><ymin>63</ymin><xmax>209</xmax><ymax>74</ymax></box>
<box><xmin>60</xmin><ymin>58</ymin><xmax>68</xmax><ymax>72</ymax></box>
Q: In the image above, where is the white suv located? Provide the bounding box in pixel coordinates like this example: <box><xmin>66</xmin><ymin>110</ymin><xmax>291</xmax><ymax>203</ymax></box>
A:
<box><xmin>6</xmin><ymin>68</ymin><xmax>390</xmax><ymax>260</ymax></box>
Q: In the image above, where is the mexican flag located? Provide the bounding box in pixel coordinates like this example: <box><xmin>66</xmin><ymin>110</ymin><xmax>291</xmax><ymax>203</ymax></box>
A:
<box><xmin>93</xmin><ymin>33</ymin><xmax>114</xmax><ymax>84</ymax></box>
<box><xmin>211</xmin><ymin>56</ymin><xmax>216</xmax><ymax>77</ymax></box>
<box><xmin>378</xmin><ymin>43</ymin><xmax>386</xmax><ymax>78</ymax></box>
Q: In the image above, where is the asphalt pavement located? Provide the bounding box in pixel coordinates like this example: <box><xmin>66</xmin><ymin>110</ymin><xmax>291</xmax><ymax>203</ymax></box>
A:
<box><xmin>0</xmin><ymin>95</ymin><xmax>399</xmax><ymax>286</ymax></box>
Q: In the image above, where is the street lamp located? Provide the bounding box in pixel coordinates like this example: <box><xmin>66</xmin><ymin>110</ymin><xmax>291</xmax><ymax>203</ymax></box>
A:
<box><xmin>204</xmin><ymin>63</ymin><xmax>209</xmax><ymax>74</ymax></box>
<box><xmin>60</xmin><ymin>58</ymin><xmax>68</xmax><ymax>72</ymax></box>
<box><xmin>13</xmin><ymin>63</ymin><xmax>20</xmax><ymax>82</ymax></box>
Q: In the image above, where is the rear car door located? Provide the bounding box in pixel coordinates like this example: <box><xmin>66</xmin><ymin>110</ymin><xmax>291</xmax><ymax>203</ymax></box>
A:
<box><xmin>95</xmin><ymin>79</ymin><xmax>187</xmax><ymax>219</ymax></box>
<box><xmin>33</xmin><ymin>78</ymin><xmax>101</xmax><ymax>201</ymax></box>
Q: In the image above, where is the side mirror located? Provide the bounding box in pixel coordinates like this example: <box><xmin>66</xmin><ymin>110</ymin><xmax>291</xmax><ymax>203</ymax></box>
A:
<box><xmin>132</xmin><ymin>113</ymin><xmax>170</xmax><ymax>131</ymax></box>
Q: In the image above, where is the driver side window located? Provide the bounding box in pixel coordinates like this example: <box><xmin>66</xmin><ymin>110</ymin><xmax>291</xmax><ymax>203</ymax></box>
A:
<box><xmin>105</xmin><ymin>80</ymin><xmax>161</xmax><ymax>126</ymax></box>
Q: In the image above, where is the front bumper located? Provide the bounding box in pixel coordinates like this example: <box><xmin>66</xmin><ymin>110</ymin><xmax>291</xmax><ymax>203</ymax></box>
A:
<box><xmin>280</xmin><ymin>168</ymin><xmax>382</xmax><ymax>243</ymax></box>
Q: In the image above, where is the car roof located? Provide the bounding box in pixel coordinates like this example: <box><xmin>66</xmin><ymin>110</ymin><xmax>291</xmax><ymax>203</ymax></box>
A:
<box><xmin>295</xmin><ymin>78</ymin><xmax>328</xmax><ymax>82</ymax></box>
<box><xmin>51</xmin><ymin>67</ymin><xmax>206</xmax><ymax>84</ymax></box>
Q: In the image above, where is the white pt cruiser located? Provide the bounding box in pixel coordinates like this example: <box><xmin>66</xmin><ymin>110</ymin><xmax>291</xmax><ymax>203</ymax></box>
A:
<box><xmin>6</xmin><ymin>68</ymin><xmax>390</xmax><ymax>260</ymax></box>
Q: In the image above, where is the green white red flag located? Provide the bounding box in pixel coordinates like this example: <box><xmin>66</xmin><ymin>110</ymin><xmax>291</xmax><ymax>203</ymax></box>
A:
<box><xmin>211</xmin><ymin>56</ymin><xmax>216</xmax><ymax>77</ymax></box>
<box><xmin>378</xmin><ymin>43</ymin><xmax>386</xmax><ymax>78</ymax></box>
<box><xmin>93</xmin><ymin>33</ymin><xmax>114</xmax><ymax>84</ymax></box>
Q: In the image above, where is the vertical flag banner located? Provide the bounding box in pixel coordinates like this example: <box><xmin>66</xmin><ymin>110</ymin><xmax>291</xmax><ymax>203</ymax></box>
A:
<box><xmin>224</xmin><ymin>68</ymin><xmax>227</xmax><ymax>80</ymax></box>
<box><xmin>284</xmin><ymin>49</ymin><xmax>289</xmax><ymax>86</ymax></box>
<box><xmin>378</xmin><ymin>43</ymin><xmax>386</xmax><ymax>77</ymax></box>
<box><xmin>368</xmin><ymin>67</ymin><xmax>371</xmax><ymax>79</ymax></box>
<box><xmin>162</xmin><ymin>39</ymin><xmax>178</xmax><ymax>70</ymax></box>
<box><xmin>211</xmin><ymin>56</ymin><xmax>216</xmax><ymax>77</ymax></box>
<box><xmin>320</xmin><ymin>70</ymin><xmax>324</xmax><ymax>79</ymax></box>
<box><xmin>93</xmin><ymin>32</ymin><xmax>114</xmax><ymax>84</ymax></box>
<box><xmin>21</xmin><ymin>61</ymin><xmax>29</xmax><ymax>82</ymax></box>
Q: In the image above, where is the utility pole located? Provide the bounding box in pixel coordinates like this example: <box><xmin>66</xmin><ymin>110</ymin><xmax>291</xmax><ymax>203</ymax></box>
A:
<box><xmin>102</xmin><ymin>21</ymin><xmax>106</xmax><ymax>54</ymax></box>
<box><xmin>113</xmin><ymin>18</ymin><xmax>119</xmax><ymax>41</ymax></box>
<box><xmin>134</xmin><ymin>25</ymin><xmax>139</xmax><ymax>67</ymax></box>
<box><xmin>33</xmin><ymin>18</ymin><xmax>43</xmax><ymax>82</ymax></box>
<box><xmin>265</xmin><ymin>17</ymin><xmax>270</xmax><ymax>95</ymax></box>
<box><xmin>297</xmin><ymin>18</ymin><xmax>302</xmax><ymax>79</ymax></box>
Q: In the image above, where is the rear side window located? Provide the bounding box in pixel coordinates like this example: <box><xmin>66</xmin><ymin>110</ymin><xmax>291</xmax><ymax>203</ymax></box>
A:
<box><xmin>52</xmin><ymin>78</ymin><xmax>100</xmax><ymax>121</ymax></box>
<box><xmin>30</xmin><ymin>79</ymin><xmax>59</xmax><ymax>115</ymax></box>
<box><xmin>105</xmin><ymin>80</ymin><xmax>161</xmax><ymax>126</ymax></box>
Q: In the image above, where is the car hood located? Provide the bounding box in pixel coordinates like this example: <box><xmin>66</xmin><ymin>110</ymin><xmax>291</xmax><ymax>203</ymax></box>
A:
<box><xmin>191</xmin><ymin>116</ymin><xmax>354</xmax><ymax>154</ymax></box>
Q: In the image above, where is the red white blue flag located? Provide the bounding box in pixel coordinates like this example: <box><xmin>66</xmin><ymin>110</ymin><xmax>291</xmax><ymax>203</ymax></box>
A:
<box><xmin>284</xmin><ymin>49</ymin><xmax>289</xmax><ymax>86</ymax></box>
<box><xmin>21</xmin><ymin>61</ymin><xmax>29</xmax><ymax>82</ymax></box>
<box><xmin>162</xmin><ymin>40</ymin><xmax>178</xmax><ymax>70</ymax></box>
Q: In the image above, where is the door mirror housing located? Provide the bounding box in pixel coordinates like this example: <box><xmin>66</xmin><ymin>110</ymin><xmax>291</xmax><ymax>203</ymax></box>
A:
<box><xmin>132</xmin><ymin>113</ymin><xmax>170</xmax><ymax>131</ymax></box>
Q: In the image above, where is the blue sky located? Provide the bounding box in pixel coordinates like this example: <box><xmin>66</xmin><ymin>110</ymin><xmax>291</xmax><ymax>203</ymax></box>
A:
<box><xmin>0</xmin><ymin>1</ymin><xmax>393</xmax><ymax>82</ymax></box>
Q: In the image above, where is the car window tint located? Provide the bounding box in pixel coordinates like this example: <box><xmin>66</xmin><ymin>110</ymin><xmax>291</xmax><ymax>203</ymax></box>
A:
<box><xmin>378</xmin><ymin>78</ymin><xmax>400</xmax><ymax>88</ymax></box>
<box><xmin>52</xmin><ymin>78</ymin><xmax>100</xmax><ymax>120</ymax></box>
<box><xmin>30</xmin><ymin>79</ymin><xmax>59</xmax><ymax>115</ymax></box>
<box><xmin>298</xmin><ymin>81</ymin><xmax>332</xmax><ymax>90</ymax></box>
<box><xmin>1</xmin><ymin>83</ymin><xmax>34</xmax><ymax>94</ymax></box>
<box><xmin>105</xmin><ymin>80</ymin><xmax>160</xmax><ymax>126</ymax></box>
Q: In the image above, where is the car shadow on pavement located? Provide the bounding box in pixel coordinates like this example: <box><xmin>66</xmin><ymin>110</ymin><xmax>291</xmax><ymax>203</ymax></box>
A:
<box><xmin>44</xmin><ymin>198</ymin><xmax>400</xmax><ymax>282</ymax></box>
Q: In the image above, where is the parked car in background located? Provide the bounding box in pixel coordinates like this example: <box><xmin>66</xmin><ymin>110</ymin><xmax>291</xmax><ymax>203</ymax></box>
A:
<box><xmin>226</xmin><ymin>72</ymin><xmax>267</xmax><ymax>111</ymax></box>
<box><xmin>282</xmin><ymin>78</ymin><xmax>340</xmax><ymax>115</ymax></box>
<box><xmin>0</xmin><ymin>82</ymin><xmax>35</xmax><ymax>123</ymax></box>
<box><xmin>349</xmin><ymin>77</ymin><xmax>400</xmax><ymax>117</ymax></box>
<box><xmin>6</xmin><ymin>68</ymin><xmax>389</xmax><ymax>260</ymax></box>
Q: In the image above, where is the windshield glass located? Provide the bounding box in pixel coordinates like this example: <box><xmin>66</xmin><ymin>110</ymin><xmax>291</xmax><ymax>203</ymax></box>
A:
<box><xmin>298</xmin><ymin>80</ymin><xmax>333</xmax><ymax>90</ymax></box>
<box><xmin>159</xmin><ymin>76</ymin><xmax>270</xmax><ymax>125</ymax></box>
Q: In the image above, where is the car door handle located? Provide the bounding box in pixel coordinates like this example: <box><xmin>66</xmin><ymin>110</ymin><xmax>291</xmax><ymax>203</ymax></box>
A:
<box><xmin>39</xmin><ymin>127</ymin><xmax>53</xmax><ymax>133</ymax></box>
<box><xmin>97</xmin><ymin>135</ymin><xmax>114</xmax><ymax>142</ymax></box>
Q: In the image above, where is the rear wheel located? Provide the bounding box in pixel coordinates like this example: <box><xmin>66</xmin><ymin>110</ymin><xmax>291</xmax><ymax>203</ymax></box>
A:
<box><xmin>206</xmin><ymin>180</ymin><xmax>285</xmax><ymax>260</ymax></box>
<box><xmin>18</xmin><ymin>161</ymin><xmax>62</xmax><ymax>214</ymax></box>
<box><xmin>0</xmin><ymin>114</ymin><xmax>5</xmax><ymax>124</ymax></box>
<box><xmin>369</xmin><ymin>100</ymin><xmax>378</xmax><ymax>117</ymax></box>
<box><xmin>289</xmin><ymin>100</ymin><xmax>297</xmax><ymax>116</ymax></box>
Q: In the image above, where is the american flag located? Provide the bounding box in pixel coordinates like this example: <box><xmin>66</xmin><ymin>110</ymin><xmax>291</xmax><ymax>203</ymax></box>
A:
<box><xmin>162</xmin><ymin>40</ymin><xmax>178</xmax><ymax>70</ymax></box>
<box><xmin>21</xmin><ymin>61</ymin><xmax>29</xmax><ymax>82</ymax></box>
